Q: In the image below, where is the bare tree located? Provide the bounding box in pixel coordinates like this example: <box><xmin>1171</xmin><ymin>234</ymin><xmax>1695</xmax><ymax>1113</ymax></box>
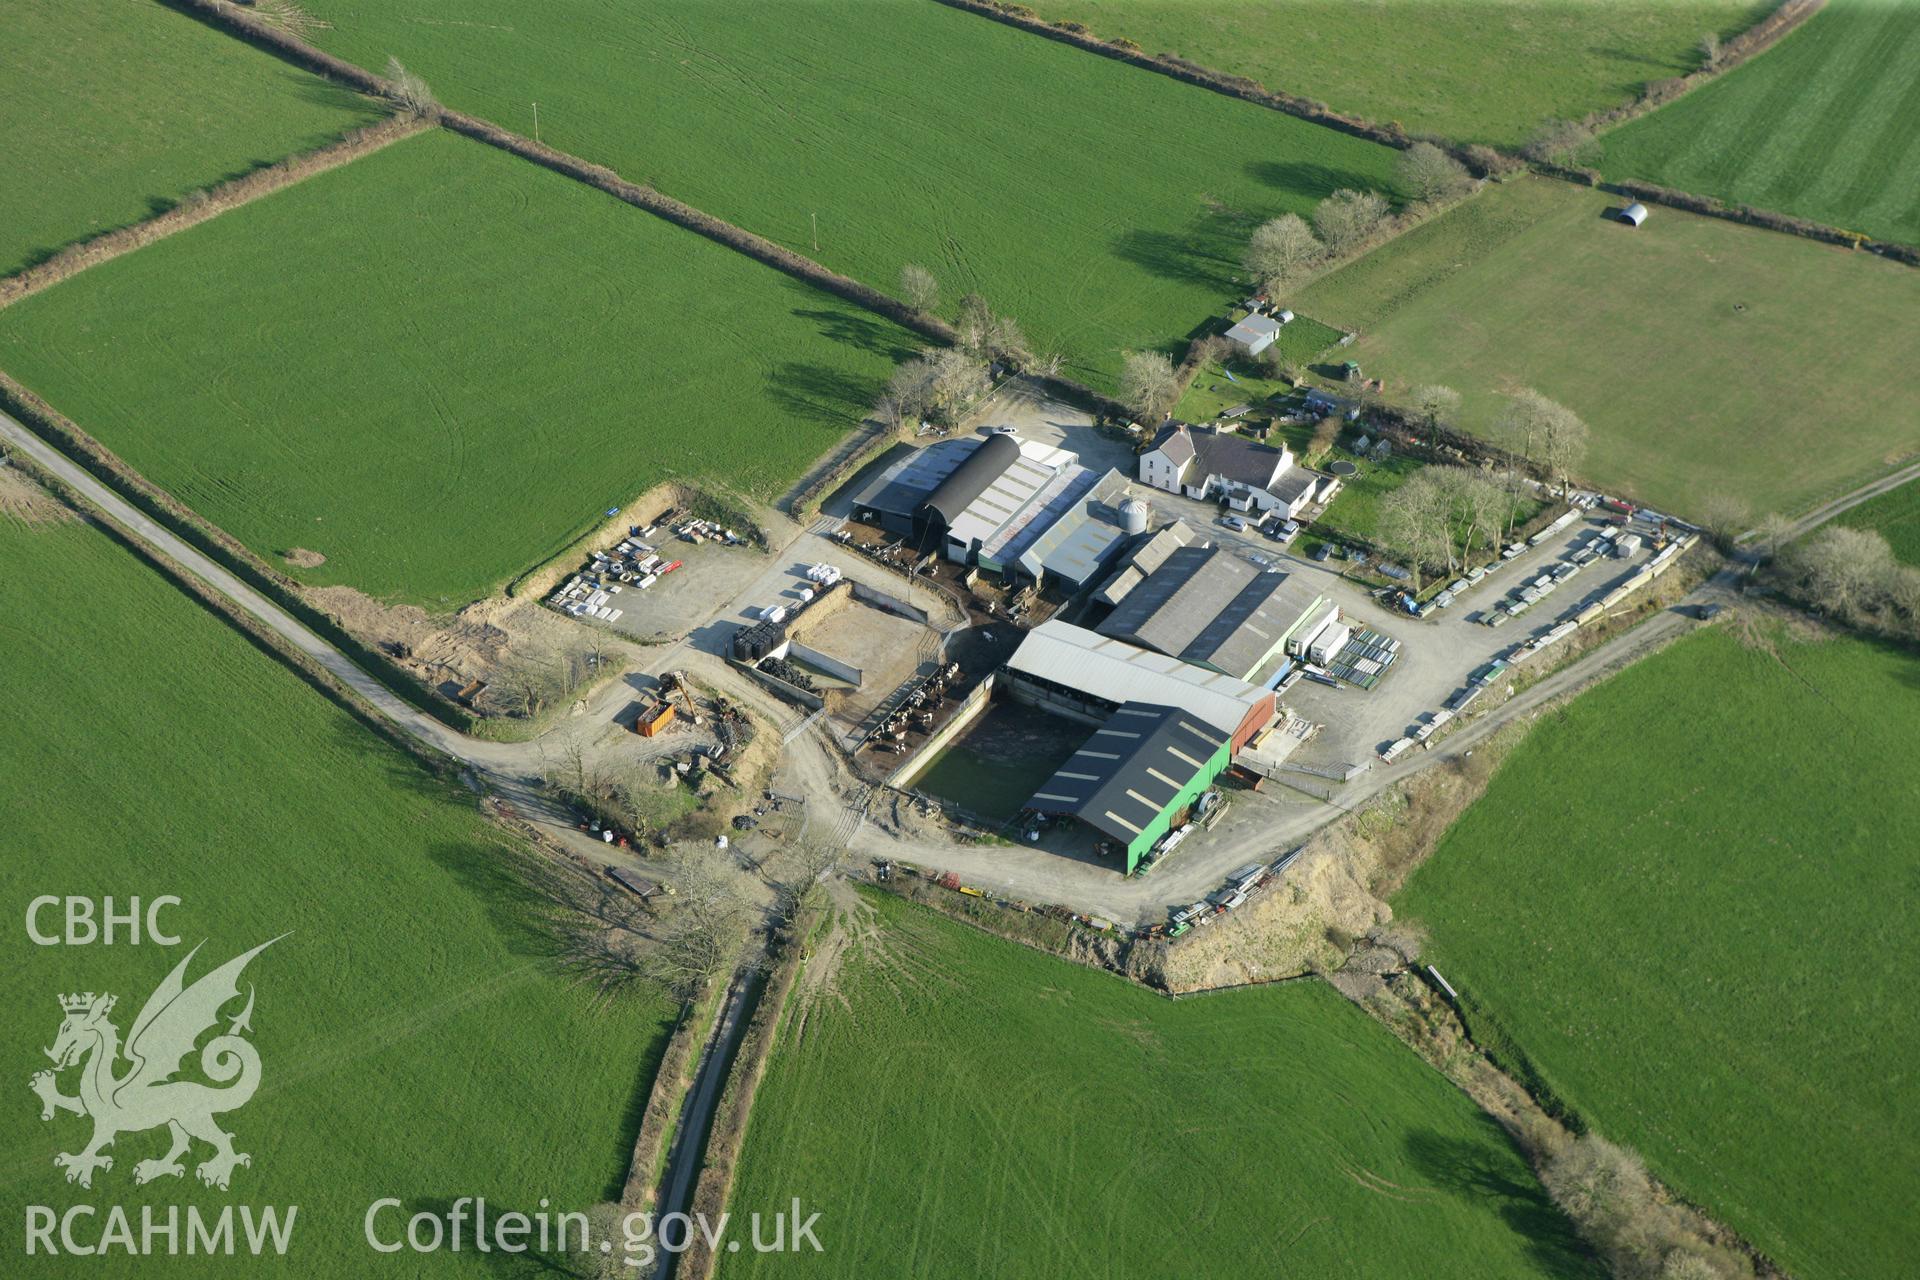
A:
<box><xmin>1396</xmin><ymin>142</ymin><xmax>1472</xmax><ymax>203</ymax></box>
<box><xmin>383</xmin><ymin>57</ymin><xmax>437</xmax><ymax>115</ymax></box>
<box><xmin>1376</xmin><ymin>471</ymin><xmax>1453</xmax><ymax>592</ymax></box>
<box><xmin>955</xmin><ymin>293</ymin><xmax>992</xmax><ymax>357</ymax></box>
<box><xmin>1241</xmin><ymin>213</ymin><xmax>1322</xmax><ymax>295</ymax></box>
<box><xmin>1305</xmin><ymin>415</ymin><xmax>1341</xmax><ymax>465</ymax></box>
<box><xmin>1699</xmin><ymin>32</ymin><xmax>1723</xmax><ymax>69</ymax></box>
<box><xmin>899</xmin><ymin>262</ymin><xmax>939</xmax><ymax>312</ymax></box>
<box><xmin>1502</xmin><ymin>388</ymin><xmax>1587</xmax><ymax>499</ymax></box>
<box><xmin>1523</xmin><ymin>118</ymin><xmax>1598</xmax><ymax>167</ymax></box>
<box><xmin>1410</xmin><ymin>383</ymin><xmax>1461</xmax><ymax>430</ymax></box>
<box><xmin>498</xmin><ymin>654</ymin><xmax>559</xmax><ymax>719</ymax></box>
<box><xmin>1118</xmin><ymin>350</ymin><xmax>1180</xmax><ymax>422</ymax></box>
<box><xmin>1778</xmin><ymin>525</ymin><xmax>1898</xmax><ymax>620</ymax></box>
<box><xmin>642</xmin><ymin>859</ymin><xmax>749</xmax><ymax>999</ymax></box>
<box><xmin>1312</xmin><ymin>188</ymin><xmax>1390</xmax><ymax>255</ymax></box>
<box><xmin>888</xmin><ymin>347</ymin><xmax>988</xmax><ymax>425</ymax></box>
<box><xmin>1692</xmin><ymin>492</ymin><xmax>1751</xmax><ymax>551</ymax></box>
<box><xmin>1750</xmin><ymin>512</ymin><xmax>1795</xmax><ymax>563</ymax></box>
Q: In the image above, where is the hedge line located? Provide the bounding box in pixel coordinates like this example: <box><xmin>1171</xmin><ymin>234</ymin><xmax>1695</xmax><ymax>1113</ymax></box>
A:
<box><xmin>0</xmin><ymin>372</ymin><xmax>476</xmax><ymax>733</ymax></box>
<box><xmin>0</xmin><ymin>114</ymin><xmax>428</xmax><ymax>309</ymax></box>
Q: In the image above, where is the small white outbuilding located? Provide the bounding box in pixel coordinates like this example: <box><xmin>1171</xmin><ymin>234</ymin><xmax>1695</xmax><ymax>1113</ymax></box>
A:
<box><xmin>1619</xmin><ymin>202</ymin><xmax>1650</xmax><ymax>228</ymax></box>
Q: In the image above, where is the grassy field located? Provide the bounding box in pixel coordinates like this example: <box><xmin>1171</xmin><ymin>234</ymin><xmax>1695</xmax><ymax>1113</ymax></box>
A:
<box><xmin>0</xmin><ymin>128</ymin><xmax>915</xmax><ymax>606</ymax></box>
<box><xmin>297</xmin><ymin>0</ymin><xmax>1403</xmax><ymax>388</ymax></box>
<box><xmin>1839</xmin><ymin>478</ymin><xmax>1920</xmax><ymax>563</ymax></box>
<box><xmin>1293</xmin><ymin>175</ymin><xmax>1920</xmax><ymax>518</ymax></box>
<box><xmin>0</xmin><ymin>0</ymin><xmax>383</xmax><ymax>277</ymax></box>
<box><xmin>1022</xmin><ymin>0</ymin><xmax>1771</xmax><ymax>148</ymax></box>
<box><xmin>0</xmin><ymin>513</ymin><xmax>673</xmax><ymax>1275</ymax></box>
<box><xmin>1396</xmin><ymin>626</ymin><xmax>1920</xmax><ymax>1279</ymax></box>
<box><xmin>724</xmin><ymin>891</ymin><xmax>1598</xmax><ymax>1278</ymax></box>
<box><xmin>1601</xmin><ymin>0</ymin><xmax>1920</xmax><ymax>247</ymax></box>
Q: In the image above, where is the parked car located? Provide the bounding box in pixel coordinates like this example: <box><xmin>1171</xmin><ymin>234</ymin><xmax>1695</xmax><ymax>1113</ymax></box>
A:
<box><xmin>1218</xmin><ymin>514</ymin><xmax>1248</xmax><ymax>533</ymax></box>
<box><xmin>1309</xmin><ymin>543</ymin><xmax>1333</xmax><ymax>563</ymax></box>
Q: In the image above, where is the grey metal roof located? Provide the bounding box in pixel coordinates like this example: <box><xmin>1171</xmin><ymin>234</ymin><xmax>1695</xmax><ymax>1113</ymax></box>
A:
<box><xmin>1026</xmin><ymin>702</ymin><xmax>1228</xmax><ymax>843</ymax></box>
<box><xmin>1016</xmin><ymin>469</ymin><xmax>1133</xmax><ymax>587</ymax></box>
<box><xmin>1224</xmin><ymin>313</ymin><xmax>1282</xmax><ymax>345</ymax></box>
<box><xmin>1096</xmin><ymin>545</ymin><xmax>1325</xmax><ymax>678</ymax></box>
<box><xmin>851</xmin><ymin>438</ymin><xmax>977</xmax><ymax>520</ymax></box>
<box><xmin>981</xmin><ymin>464</ymin><xmax>1098</xmax><ymax>566</ymax></box>
<box><xmin>942</xmin><ymin>438</ymin><xmax>1076</xmax><ymax>552</ymax></box>
<box><xmin>1268</xmin><ymin>469</ymin><xmax>1318</xmax><ymax>504</ymax></box>
<box><xmin>1092</xmin><ymin>523</ymin><xmax>1194</xmax><ymax>606</ymax></box>
<box><xmin>919</xmin><ymin>431</ymin><xmax>1020</xmax><ymax>527</ymax></box>
<box><xmin>1004</xmin><ymin>621</ymin><xmax>1269</xmax><ymax>739</ymax></box>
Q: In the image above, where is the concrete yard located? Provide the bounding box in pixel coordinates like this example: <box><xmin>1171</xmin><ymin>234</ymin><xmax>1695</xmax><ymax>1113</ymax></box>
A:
<box><xmin>791</xmin><ymin>595</ymin><xmax>941</xmax><ymax>733</ymax></box>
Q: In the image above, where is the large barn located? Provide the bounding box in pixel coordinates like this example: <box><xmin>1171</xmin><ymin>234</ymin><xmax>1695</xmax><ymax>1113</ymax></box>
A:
<box><xmin>1095</xmin><ymin>544</ymin><xmax>1328</xmax><ymax>681</ymax></box>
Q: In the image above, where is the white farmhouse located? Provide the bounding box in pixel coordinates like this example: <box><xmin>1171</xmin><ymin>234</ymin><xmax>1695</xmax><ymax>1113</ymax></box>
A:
<box><xmin>1137</xmin><ymin>424</ymin><xmax>1313</xmax><ymax>517</ymax></box>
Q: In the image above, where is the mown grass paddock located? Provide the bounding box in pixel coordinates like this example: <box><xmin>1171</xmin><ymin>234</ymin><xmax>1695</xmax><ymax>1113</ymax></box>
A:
<box><xmin>0</xmin><ymin>515</ymin><xmax>673</xmax><ymax>1276</ymax></box>
<box><xmin>1840</xmin><ymin>479</ymin><xmax>1920</xmax><ymax>563</ymax></box>
<box><xmin>723</xmin><ymin>891</ymin><xmax>1599</xmax><ymax>1279</ymax></box>
<box><xmin>296</xmin><ymin>0</ymin><xmax>1403</xmax><ymax>389</ymax></box>
<box><xmin>1601</xmin><ymin>0</ymin><xmax>1920</xmax><ymax>248</ymax></box>
<box><xmin>0</xmin><ymin>0</ymin><xmax>384</xmax><ymax>278</ymax></box>
<box><xmin>1017</xmin><ymin>0</ymin><xmax>1772</xmax><ymax>148</ymax></box>
<box><xmin>0</xmin><ymin>128</ymin><xmax>915</xmax><ymax>607</ymax></box>
<box><xmin>1293</xmin><ymin>176</ymin><xmax>1920</xmax><ymax>518</ymax></box>
<box><xmin>1396</xmin><ymin>626</ymin><xmax>1920</xmax><ymax>1280</ymax></box>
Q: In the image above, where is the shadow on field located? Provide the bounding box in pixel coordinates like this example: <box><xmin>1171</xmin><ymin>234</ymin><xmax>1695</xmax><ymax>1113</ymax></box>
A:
<box><xmin>1403</xmin><ymin>1129</ymin><xmax>1601</xmax><ymax>1277</ymax></box>
<box><xmin>1113</xmin><ymin>225</ymin><xmax>1238</xmax><ymax>290</ymax></box>
<box><xmin>767</xmin><ymin>361</ymin><xmax>884</xmax><ymax>425</ymax></box>
<box><xmin>1246</xmin><ymin>159</ymin><xmax>1387</xmax><ymax>199</ymax></box>
<box><xmin>791</xmin><ymin>303</ymin><xmax>919</xmax><ymax>362</ymax></box>
<box><xmin>427</xmin><ymin>835</ymin><xmax>667</xmax><ymax>985</ymax></box>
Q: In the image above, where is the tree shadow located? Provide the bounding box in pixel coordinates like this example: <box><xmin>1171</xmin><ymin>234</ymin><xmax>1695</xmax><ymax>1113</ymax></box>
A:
<box><xmin>1112</xmin><ymin>224</ymin><xmax>1239</xmax><ymax>291</ymax></box>
<box><xmin>1245</xmin><ymin>158</ymin><xmax>1388</xmax><ymax>199</ymax></box>
<box><xmin>1403</xmin><ymin>1128</ymin><xmax>1603</xmax><ymax>1278</ymax></box>
<box><xmin>765</xmin><ymin>360</ymin><xmax>884</xmax><ymax>426</ymax></box>
<box><xmin>789</xmin><ymin>303</ymin><xmax>918</xmax><ymax>362</ymax></box>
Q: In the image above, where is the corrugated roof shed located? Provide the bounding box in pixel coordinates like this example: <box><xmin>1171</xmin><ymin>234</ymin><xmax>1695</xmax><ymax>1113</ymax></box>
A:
<box><xmin>1096</xmin><ymin>545</ymin><xmax>1324</xmax><ymax>678</ymax></box>
<box><xmin>944</xmin><ymin>437</ymin><xmax>1076</xmax><ymax>552</ymax></box>
<box><xmin>1004</xmin><ymin>620</ymin><xmax>1269</xmax><ymax>740</ymax></box>
<box><xmin>1026</xmin><ymin>702</ymin><xmax>1227</xmax><ymax>844</ymax></box>
<box><xmin>851</xmin><ymin>437</ymin><xmax>978</xmax><ymax>521</ymax></box>
<box><xmin>920</xmin><ymin>431</ymin><xmax>1021</xmax><ymax>527</ymax></box>
<box><xmin>1017</xmin><ymin>469</ymin><xmax>1133</xmax><ymax>587</ymax></box>
<box><xmin>1092</xmin><ymin>523</ymin><xmax>1193</xmax><ymax>606</ymax></box>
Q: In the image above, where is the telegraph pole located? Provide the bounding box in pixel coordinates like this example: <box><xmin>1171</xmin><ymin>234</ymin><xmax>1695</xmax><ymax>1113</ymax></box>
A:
<box><xmin>532</xmin><ymin>102</ymin><xmax>540</xmax><ymax>143</ymax></box>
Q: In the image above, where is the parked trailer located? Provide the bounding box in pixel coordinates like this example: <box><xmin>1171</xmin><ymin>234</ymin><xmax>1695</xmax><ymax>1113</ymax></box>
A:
<box><xmin>606</xmin><ymin>867</ymin><xmax>666</xmax><ymax>900</ymax></box>
<box><xmin>1380</xmin><ymin>737</ymin><xmax>1415</xmax><ymax>763</ymax></box>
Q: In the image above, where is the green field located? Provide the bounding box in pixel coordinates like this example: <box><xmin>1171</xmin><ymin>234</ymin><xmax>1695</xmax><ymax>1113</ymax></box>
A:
<box><xmin>0</xmin><ymin>128</ymin><xmax>915</xmax><ymax>606</ymax></box>
<box><xmin>1023</xmin><ymin>0</ymin><xmax>1771</xmax><ymax>148</ymax></box>
<box><xmin>0</xmin><ymin>514</ymin><xmax>673</xmax><ymax>1274</ymax></box>
<box><xmin>1</xmin><ymin>0</ymin><xmax>384</xmax><ymax>277</ymax></box>
<box><xmin>1293</xmin><ymin>175</ymin><xmax>1920</xmax><ymax>518</ymax></box>
<box><xmin>1839</xmin><ymin>478</ymin><xmax>1920</xmax><ymax>563</ymax></box>
<box><xmin>1396</xmin><ymin>627</ymin><xmax>1920</xmax><ymax>1279</ymax></box>
<box><xmin>297</xmin><ymin>0</ymin><xmax>1404</xmax><ymax>387</ymax></box>
<box><xmin>725</xmin><ymin>891</ymin><xmax>1597</xmax><ymax>1278</ymax></box>
<box><xmin>1602</xmin><ymin>0</ymin><xmax>1920</xmax><ymax>246</ymax></box>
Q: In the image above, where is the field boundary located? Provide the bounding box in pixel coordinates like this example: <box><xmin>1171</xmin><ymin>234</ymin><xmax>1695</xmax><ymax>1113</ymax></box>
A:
<box><xmin>618</xmin><ymin>975</ymin><xmax>723</xmax><ymax>1210</ymax></box>
<box><xmin>681</xmin><ymin>919</ymin><xmax>815</xmax><ymax>1280</ymax></box>
<box><xmin>0</xmin><ymin>113</ymin><xmax>428</xmax><ymax>309</ymax></box>
<box><xmin>4</xmin><ymin>450</ymin><xmax>464</xmax><ymax>783</ymax></box>
<box><xmin>928</xmin><ymin>0</ymin><xmax>1462</xmax><ymax>157</ymax></box>
<box><xmin>1574</xmin><ymin>0</ymin><xmax>1824</xmax><ymax>144</ymax></box>
<box><xmin>0</xmin><ymin>372</ymin><xmax>477</xmax><ymax>732</ymax></box>
<box><xmin>1539</xmin><ymin>166</ymin><xmax>1920</xmax><ymax>266</ymax></box>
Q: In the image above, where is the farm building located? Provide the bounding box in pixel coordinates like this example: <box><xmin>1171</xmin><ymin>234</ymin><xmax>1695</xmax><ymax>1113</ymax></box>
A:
<box><xmin>849</xmin><ymin>436</ymin><xmax>980</xmax><ymax>538</ymax></box>
<box><xmin>1619</xmin><ymin>201</ymin><xmax>1649</xmax><ymax>227</ymax></box>
<box><xmin>1223</xmin><ymin>310</ymin><xmax>1285</xmax><ymax>356</ymax></box>
<box><xmin>1024</xmin><ymin>702</ymin><xmax>1231</xmax><ymax>874</ymax></box>
<box><xmin>1093</xmin><ymin>522</ymin><xmax>1194</xmax><ymax>608</ymax></box>
<box><xmin>1009</xmin><ymin>468</ymin><xmax>1140</xmax><ymax>590</ymax></box>
<box><xmin>1138</xmin><ymin>424</ymin><xmax>1301</xmax><ymax>513</ymax></box>
<box><xmin>1095</xmin><ymin>544</ymin><xmax>1328</xmax><ymax>680</ymax></box>
<box><xmin>1002</xmin><ymin>620</ymin><xmax>1275</xmax><ymax>750</ymax></box>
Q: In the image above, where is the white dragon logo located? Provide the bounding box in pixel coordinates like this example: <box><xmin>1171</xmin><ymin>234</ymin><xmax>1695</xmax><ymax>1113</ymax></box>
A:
<box><xmin>30</xmin><ymin>937</ymin><xmax>281</xmax><ymax>1191</ymax></box>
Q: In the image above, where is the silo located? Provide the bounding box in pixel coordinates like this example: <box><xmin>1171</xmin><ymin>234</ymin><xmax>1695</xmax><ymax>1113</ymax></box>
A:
<box><xmin>1119</xmin><ymin>497</ymin><xmax>1150</xmax><ymax>536</ymax></box>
